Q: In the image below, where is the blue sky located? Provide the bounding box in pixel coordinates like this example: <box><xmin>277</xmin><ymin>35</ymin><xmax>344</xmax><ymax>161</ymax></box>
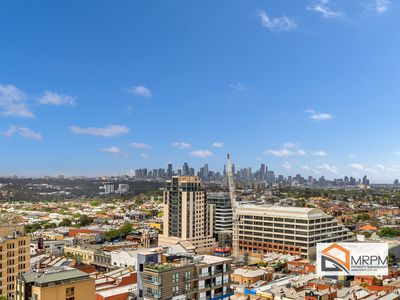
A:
<box><xmin>1</xmin><ymin>0</ymin><xmax>400</xmax><ymax>182</ymax></box>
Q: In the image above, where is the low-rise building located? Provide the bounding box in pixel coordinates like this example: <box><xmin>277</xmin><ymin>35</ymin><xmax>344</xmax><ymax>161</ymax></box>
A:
<box><xmin>232</xmin><ymin>266</ymin><xmax>273</xmax><ymax>286</ymax></box>
<box><xmin>64</xmin><ymin>245</ymin><xmax>96</xmax><ymax>264</ymax></box>
<box><xmin>15</xmin><ymin>266</ymin><xmax>95</xmax><ymax>300</ymax></box>
<box><xmin>30</xmin><ymin>239</ymin><xmax>66</xmax><ymax>256</ymax></box>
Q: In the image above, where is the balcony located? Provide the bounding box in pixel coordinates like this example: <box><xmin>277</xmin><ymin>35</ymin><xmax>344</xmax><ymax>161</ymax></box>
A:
<box><xmin>142</xmin><ymin>278</ymin><xmax>162</xmax><ymax>286</ymax></box>
<box><xmin>143</xmin><ymin>292</ymin><xmax>162</xmax><ymax>299</ymax></box>
<box><xmin>183</xmin><ymin>287</ymin><xmax>198</xmax><ymax>293</ymax></box>
<box><xmin>211</xmin><ymin>270</ymin><xmax>223</xmax><ymax>276</ymax></box>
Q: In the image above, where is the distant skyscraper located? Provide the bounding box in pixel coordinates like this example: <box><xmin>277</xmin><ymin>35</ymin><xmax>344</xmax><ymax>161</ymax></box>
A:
<box><xmin>204</xmin><ymin>163</ymin><xmax>209</xmax><ymax>181</ymax></box>
<box><xmin>182</xmin><ymin>162</ymin><xmax>189</xmax><ymax>176</ymax></box>
<box><xmin>267</xmin><ymin>171</ymin><xmax>275</xmax><ymax>184</ymax></box>
<box><xmin>189</xmin><ymin>167</ymin><xmax>195</xmax><ymax>176</ymax></box>
<box><xmin>167</xmin><ymin>163</ymin><xmax>173</xmax><ymax>179</ymax></box>
<box><xmin>260</xmin><ymin>163</ymin><xmax>266</xmax><ymax>180</ymax></box>
<box><xmin>362</xmin><ymin>175</ymin><xmax>370</xmax><ymax>186</ymax></box>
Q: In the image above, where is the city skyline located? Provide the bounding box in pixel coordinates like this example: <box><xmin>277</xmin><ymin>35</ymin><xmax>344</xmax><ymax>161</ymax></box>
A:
<box><xmin>1</xmin><ymin>1</ymin><xmax>400</xmax><ymax>182</ymax></box>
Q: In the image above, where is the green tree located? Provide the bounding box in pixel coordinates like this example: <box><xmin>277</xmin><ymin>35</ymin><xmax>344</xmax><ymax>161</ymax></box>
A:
<box><xmin>258</xmin><ymin>261</ymin><xmax>266</xmax><ymax>267</ymax></box>
<box><xmin>77</xmin><ymin>214</ymin><xmax>93</xmax><ymax>227</ymax></box>
<box><xmin>59</xmin><ymin>218</ymin><xmax>72</xmax><ymax>227</ymax></box>
<box><xmin>135</xmin><ymin>198</ymin><xmax>144</xmax><ymax>206</ymax></box>
<box><xmin>356</xmin><ymin>213</ymin><xmax>370</xmax><ymax>222</ymax></box>
<box><xmin>378</xmin><ymin>227</ymin><xmax>400</xmax><ymax>237</ymax></box>
<box><xmin>104</xmin><ymin>229</ymin><xmax>119</xmax><ymax>241</ymax></box>
<box><xmin>389</xmin><ymin>252</ymin><xmax>396</xmax><ymax>266</ymax></box>
<box><xmin>119</xmin><ymin>222</ymin><xmax>133</xmax><ymax>236</ymax></box>
<box><xmin>43</xmin><ymin>222</ymin><xmax>57</xmax><ymax>229</ymax></box>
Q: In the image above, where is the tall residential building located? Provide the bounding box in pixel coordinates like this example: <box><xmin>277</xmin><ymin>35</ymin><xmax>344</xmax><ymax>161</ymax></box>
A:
<box><xmin>235</xmin><ymin>206</ymin><xmax>354</xmax><ymax>259</ymax></box>
<box><xmin>137</xmin><ymin>252</ymin><xmax>233</xmax><ymax>300</ymax></box>
<box><xmin>15</xmin><ymin>266</ymin><xmax>95</xmax><ymax>300</ymax></box>
<box><xmin>207</xmin><ymin>192</ymin><xmax>233</xmax><ymax>246</ymax></box>
<box><xmin>158</xmin><ymin>176</ymin><xmax>217</xmax><ymax>254</ymax></box>
<box><xmin>0</xmin><ymin>224</ymin><xmax>30</xmax><ymax>299</ymax></box>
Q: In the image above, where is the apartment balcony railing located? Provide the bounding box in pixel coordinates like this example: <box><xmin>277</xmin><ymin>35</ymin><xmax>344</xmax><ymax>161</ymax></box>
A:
<box><xmin>142</xmin><ymin>278</ymin><xmax>162</xmax><ymax>286</ymax></box>
<box><xmin>143</xmin><ymin>292</ymin><xmax>162</xmax><ymax>299</ymax></box>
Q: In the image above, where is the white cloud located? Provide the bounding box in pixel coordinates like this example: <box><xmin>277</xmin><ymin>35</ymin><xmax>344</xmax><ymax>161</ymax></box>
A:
<box><xmin>317</xmin><ymin>164</ymin><xmax>339</xmax><ymax>174</ymax></box>
<box><xmin>348</xmin><ymin>154</ymin><xmax>356</xmax><ymax>158</ymax></box>
<box><xmin>349</xmin><ymin>163</ymin><xmax>364</xmax><ymax>171</ymax></box>
<box><xmin>131</xmin><ymin>142</ymin><xmax>151</xmax><ymax>149</ymax></box>
<box><xmin>375</xmin><ymin>0</ymin><xmax>391</xmax><ymax>13</ymax></box>
<box><xmin>265</xmin><ymin>144</ymin><xmax>328</xmax><ymax>158</ymax></box>
<box><xmin>171</xmin><ymin>141</ymin><xmax>191</xmax><ymax>149</ymax></box>
<box><xmin>306</xmin><ymin>109</ymin><xmax>333</xmax><ymax>121</ymax></box>
<box><xmin>69</xmin><ymin>125</ymin><xmax>129</xmax><ymax>137</ymax></box>
<box><xmin>212</xmin><ymin>142</ymin><xmax>224</xmax><ymax>148</ymax></box>
<box><xmin>283</xmin><ymin>142</ymin><xmax>297</xmax><ymax>148</ymax></box>
<box><xmin>282</xmin><ymin>162</ymin><xmax>292</xmax><ymax>170</ymax></box>
<box><xmin>349</xmin><ymin>163</ymin><xmax>386</xmax><ymax>174</ymax></box>
<box><xmin>126</xmin><ymin>85</ymin><xmax>152</xmax><ymax>98</ymax></box>
<box><xmin>314</xmin><ymin>150</ymin><xmax>327</xmax><ymax>156</ymax></box>
<box><xmin>297</xmin><ymin>149</ymin><xmax>307</xmax><ymax>156</ymax></box>
<box><xmin>141</xmin><ymin>153</ymin><xmax>149</xmax><ymax>159</ymax></box>
<box><xmin>373</xmin><ymin>164</ymin><xmax>385</xmax><ymax>170</ymax></box>
<box><xmin>265</xmin><ymin>148</ymin><xmax>294</xmax><ymax>157</ymax></box>
<box><xmin>308</xmin><ymin>0</ymin><xmax>344</xmax><ymax>18</ymax></box>
<box><xmin>258</xmin><ymin>9</ymin><xmax>297</xmax><ymax>32</ymax></box>
<box><xmin>0</xmin><ymin>84</ymin><xmax>34</xmax><ymax>118</ymax></box>
<box><xmin>229</xmin><ymin>82</ymin><xmax>247</xmax><ymax>92</ymax></box>
<box><xmin>190</xmin><ymin>150</ymin><xmax>213</xmax><ymax>158</ymax></box>
<box><xmin>367</xmin><ymin>0</ymin><xmax>391</xmax><ymax>14</ymax></box>
<box><xmin>301</xmin><ymin>165</ymin><xmax>311</xmax><ymax>170</ymax></box>
<box><xmin>101</xmin><ymin>146</ymin><xmax>121</xmax><ymax>154</ymax></box>
<box><xmin>37</xmin><ymin>91</ymin><xmax>76</xmax><ymax>106</ymax></box>
<box><xmin>3</xmin><ymin>125</ymin><xmax>42</xmax><ymax>141</ymax></box>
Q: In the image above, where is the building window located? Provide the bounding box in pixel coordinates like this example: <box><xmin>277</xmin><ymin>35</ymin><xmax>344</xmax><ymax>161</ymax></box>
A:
<box><xmin>173</xmin><ymin>285</ymin><xmax>179</xmax><ymax>295</ymax></box>
<box><xmin>66</xmin><ymin>287</ymin><xmax>75</xmax><ymax>299</ymax></box>
<box><xmin>172</xmin><ymin>273</ymin><xmax>179</xmax><ymax>283</ymax></box>
<box><xmin>185</xmin><ymin>270</ymin><xmax>191</xmax><ymax>280</ymax></box>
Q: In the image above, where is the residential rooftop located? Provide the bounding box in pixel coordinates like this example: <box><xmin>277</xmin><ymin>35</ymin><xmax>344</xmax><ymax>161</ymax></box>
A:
<box><xmin>21</xmin><ymin>266</ymin><xmax>90</xmax><ymax>287</ymax></box>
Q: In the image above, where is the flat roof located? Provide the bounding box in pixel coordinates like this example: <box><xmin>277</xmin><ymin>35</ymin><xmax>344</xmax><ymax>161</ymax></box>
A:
<box><xmin>96</xmin><ymin>284</ymin><xmax>136</xmax><ymax>297</ymax></box>
<box><xmin>201</xmin><ymin>255</ymin><xmax>232</xmax><ymax>264</ymax></box>
<box><xmin>237</xmin><ymin>205</ymin><xmax>329</xmax><ymax>219</ymax></box>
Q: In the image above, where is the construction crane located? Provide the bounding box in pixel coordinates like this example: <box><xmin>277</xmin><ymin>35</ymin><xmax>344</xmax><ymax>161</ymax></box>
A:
<box><xmin>226</xmin><ymin>153</ymin><xmax>240</xmax><ymax>259</ymax></box>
